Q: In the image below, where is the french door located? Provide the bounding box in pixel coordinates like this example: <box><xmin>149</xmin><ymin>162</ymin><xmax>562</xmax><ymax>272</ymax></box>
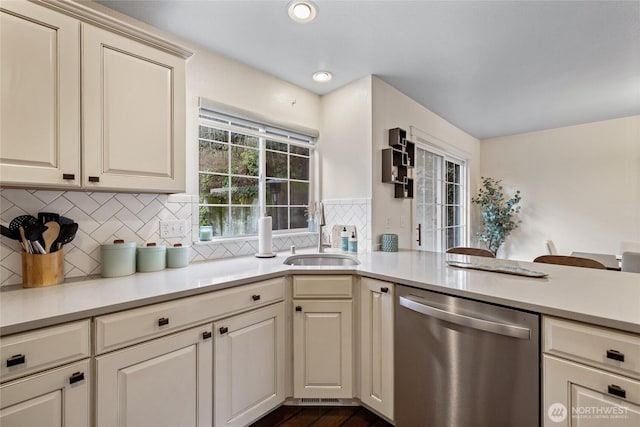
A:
<box><xmin>412</xmin><ymin>145</ymin><xmax>467</xmax><ymax>252</ymax></box>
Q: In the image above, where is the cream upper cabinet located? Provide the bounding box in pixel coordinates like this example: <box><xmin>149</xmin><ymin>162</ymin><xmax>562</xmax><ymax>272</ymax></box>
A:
<box><xmin>82</xmin><ymin>24</ymin><xmax>186</xmax><ymax>192</ymax></box>
<box><xmin>0</xmin><ymin>0</ymin><xmax>81</xmax><ymax>188</ymax></box>
<box><xmin>0</xmin><ymin>1</ymin><xmax>187</xmax><ymax>192</ymax></box>
<box><xmin>360</xmin><ymin>278</ymin><xmax>394</xmax><ymax>421</ymax></box>
<box><xmin>214</xmin><ymin>302</ymin><xmax>286</xmax><ymax>427</ymax></box>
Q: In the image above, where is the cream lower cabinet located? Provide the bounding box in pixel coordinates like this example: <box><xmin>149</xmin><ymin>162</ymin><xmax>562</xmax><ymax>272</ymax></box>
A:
<box><xmin>213</xmin><ymin>302</ymin><xmax>286</xmax><ymax>427</ymax></box>
<box><xmin>292</xmin><ymin>275</ymin><xmax>354</xmax><ymax>399</ymax></box>
<box><xmin>0</xmin><ymin>359</ymin><xmax>90</xmax><ymax>427</ymax></box>
<box><xmin>360</xmin><ymin>278</ymin><xmax>394</xmax><ymax>421</ymax></box>
<box><xmin>543</xmin><ymin>316</ymin><xmax>640</xmax><ymax>426</ymax></box>
<box><xmin>95</xmin><ymin>325</ymin><xmax>213</xmax><ymax>427</ymax></box>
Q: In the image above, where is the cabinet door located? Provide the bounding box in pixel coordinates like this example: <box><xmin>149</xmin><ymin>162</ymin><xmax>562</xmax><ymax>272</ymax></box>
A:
<box><xmin>214</xmin><ymin>302</ymin><xmax>285</xmax><ymax>427</ymax></box>
<box><xmin>0</xmin><ymin>359</ymin><xmax>90</xmax><ymax>427</ymax></box>
<box><xmin>293</xmin><ymin>299</ymin><xmax>353</xmax><ymax>398</ymax></box>
<box><xmin>96</xmin><ymin>325</ymin><xmax>212</xmax><ymax>427</ymax></box>
<box><xmin>360</xmin><ymin>278</ymin><xmax>394</xmax><ymax>420</ymax></box>
<box><xmin>0</xmin><ymin>1</ymin><xmax>80</xmax><ymax>187</ymax></box>
<box><xmin>544</xmin><ymin>355</ymin><xmax>640</xmax><ymax>426</ymax></box>
<box><xmin>82</xmin><ymin>24</ymin><xmax>185</xmax><ymax>192</ymax></box>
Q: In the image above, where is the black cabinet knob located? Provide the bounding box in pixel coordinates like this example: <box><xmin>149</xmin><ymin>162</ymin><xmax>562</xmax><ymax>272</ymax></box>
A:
<box><xmin>295</xmin><ymin>306</ymin><xmax>302</xmax><ymax>312</ymax></box>
<box><xmin>202</xmin><ymin>331</ymin><xmax>212</xmax><ymax>340</ymax></box>
<box><xmin>6</xmin><ymin>354</ymin><xmax>25</xmax><ymax>367</ymax></box>
<box><xmin>252</xmin><ymin>294</ymin><xmax>261</xmax><ymax>301</ymax></box>
<box><xmin>219</xmin><ymin>326</ymin><xmax>228</xmax><ymax>335</ymax></box>
<box><xmin>69</xmin><ymin>371</ymin><xmax>85</xmax><ymax>385</ymax></box>
<box><xmin>381</xmin><ymin>287</ymin><xmax>389</xmax><ymax>293</ymax></box>
<box><xmin>62</xmin><ymin>173</ymin><xmax>75</xmax><ymax>180</ymax></box>
<box><xmin>607</xmin><ymin>384</ymin><xmax>626</xmax><ymax>399</ymax></box>
<box><xmin>158</xmin><ymin>317</ymin><xmax>169</xmax><ymax>327</ymax></box>
<box><xmin>88</xmin><ymin>176</ymin><xmax>100</xmax><ymax>183</ymax></box>
<box><xmin>606</xmin><ymin>349</ymin><xmax>625</xmax><ymax>362</ymax></box>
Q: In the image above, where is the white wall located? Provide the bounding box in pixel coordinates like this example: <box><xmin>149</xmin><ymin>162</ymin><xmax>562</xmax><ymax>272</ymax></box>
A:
<box><xmin>481</xmin><ymin>115</ymin><xmax>640</xmax><ymax>261</ymax></box>
<box><xmin>319</xmin><ymin>76</ymin><xmax>372</xmax><ymax>199</ymax></box>
<box><xmin>371</xmin><ymin>77</ymin><xmax>481</xmax><ymax>250</ymax></box>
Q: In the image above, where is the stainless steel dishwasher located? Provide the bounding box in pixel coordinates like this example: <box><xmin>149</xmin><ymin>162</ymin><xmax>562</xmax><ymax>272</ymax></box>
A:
<box><xmin>395</xmin><ymin>284</ymin><xmax>539</xmax><ymax>427</ymax></box>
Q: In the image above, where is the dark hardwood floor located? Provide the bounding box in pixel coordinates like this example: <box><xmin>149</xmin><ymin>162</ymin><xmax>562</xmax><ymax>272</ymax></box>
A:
<box><xmin>250</xmin><ymin>405</ymin><xmax>393</xmax><ymax>427</ymax></box>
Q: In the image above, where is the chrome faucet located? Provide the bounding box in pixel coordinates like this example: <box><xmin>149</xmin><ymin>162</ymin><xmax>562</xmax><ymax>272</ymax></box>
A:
<box><xmin>317</xmin><ymin>202</ymin><xmax>326</xmax><ymax>253</ymax></box>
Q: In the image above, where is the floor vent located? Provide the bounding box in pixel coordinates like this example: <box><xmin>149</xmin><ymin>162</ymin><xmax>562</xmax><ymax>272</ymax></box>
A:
<box><xmin>299</xmin><ymin>398</ymin><xmax>341</xmax><ymax>405</ymax></box>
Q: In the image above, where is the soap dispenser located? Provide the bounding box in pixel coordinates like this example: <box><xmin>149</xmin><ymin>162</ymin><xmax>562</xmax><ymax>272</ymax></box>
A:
<box><xmin>340</xmin><ymin>227</ymin><xmax>349</xmax><ymax>252</ymax></box>
<box><xmin>348</xmin><ymin>232</ymin><xmax>358</xmax><ymax>253</ymax></box>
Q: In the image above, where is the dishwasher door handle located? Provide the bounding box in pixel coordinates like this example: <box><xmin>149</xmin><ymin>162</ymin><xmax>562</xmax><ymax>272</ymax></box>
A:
<box><xmin>399</xmin><ymin>295</ymin><xmax>531</xmax><ymax>340</ymax></box>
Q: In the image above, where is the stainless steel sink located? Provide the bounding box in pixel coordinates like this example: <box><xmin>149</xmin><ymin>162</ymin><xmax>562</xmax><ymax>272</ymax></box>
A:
<box><xmin>283</xmin><ymin>253</ymin><xmax>361</xmax><ymax>266</ymax></box>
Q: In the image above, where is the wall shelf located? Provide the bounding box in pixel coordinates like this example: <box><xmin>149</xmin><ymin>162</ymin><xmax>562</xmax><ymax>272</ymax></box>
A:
<box><xmin>382</xmin><ymin>128</ymin><xmax>414</xmax><ymax>199</ymax></box>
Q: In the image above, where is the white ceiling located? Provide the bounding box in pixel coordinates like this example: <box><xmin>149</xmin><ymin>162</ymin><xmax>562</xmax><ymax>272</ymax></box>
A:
<box><xmin>96</xmin><ymin>0</ymin><xmax>640</xmax><ymax>139</ymax></box>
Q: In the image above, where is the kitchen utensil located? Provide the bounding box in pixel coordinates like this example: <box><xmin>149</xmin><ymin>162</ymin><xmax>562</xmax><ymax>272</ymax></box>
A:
<box><xmin>38</xmin><ymin>212</ymin><xmax>60</xmax><ymax>224</ymax></box>
<box><xmin>9</xmin><ymin>215</ymin><xmax>38</xmax><ymax>233</ymax></box>
<box><xmin>1</xmin><ymin>224</ymin><xmax>20</xmax><ymax>241</ymax></box>
<box><xmin>24</xmin><ymin>223</ymin><xmax>49</xmax><ymax>254</ymax></box>
<box><xmin>54</xmin><ymin>222</ymin><xmax>78</xmax><ymax>251</ymax></box>
<box><xmin>18</xmin><ymin>226</ymin><xmax>32</xmax><ymax>253</ymax></box>
<box><xmin>42</xmin><ymin>221</ymin><xmax>60</xmax><ymax>253</ymax></box>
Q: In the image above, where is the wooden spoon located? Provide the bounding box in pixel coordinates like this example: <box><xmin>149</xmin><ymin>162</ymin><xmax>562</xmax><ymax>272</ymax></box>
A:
<box><xmin>43</xmin><ymin>221</ymin><xmax>60</xmax><ymax>253</ymax></box>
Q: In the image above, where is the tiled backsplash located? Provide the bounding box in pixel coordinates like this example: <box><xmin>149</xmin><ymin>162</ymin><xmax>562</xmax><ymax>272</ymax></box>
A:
<box><xmin>322</xmin><ymin>198</ymin><xmax>372</xmax><ymax>252</ymax></box>
<box><xmin>0</xmin><ymin>189</ymin><xmax>317</xmax><ymax>286</ymax></box>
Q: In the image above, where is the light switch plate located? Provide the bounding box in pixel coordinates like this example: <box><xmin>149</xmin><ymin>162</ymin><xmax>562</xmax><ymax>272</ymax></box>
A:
<box><xmin>160</xmin><ymin>219</ymin><xmax>186</xmax><ymax>238</ymax></box>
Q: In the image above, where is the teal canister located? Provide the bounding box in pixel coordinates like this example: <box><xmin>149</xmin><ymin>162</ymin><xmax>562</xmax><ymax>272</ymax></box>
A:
<box><xmin>166</xmin><ymin>244</ymin><xmax>190</xmax><ymax>268</ymax></box>
<box><xmin>136</xmin><ymin>243</ymin><xmax>166</xmax><ymax>272</ymax></box>
<box><xmin>101</xmin><ymin>240</ymin><xmax>136</xmax><ymax>278</ymax></box>
<box><xmin>381</xmin><ymin>233</ymin><xmax>399</xmax><ymax>252</ymax></box>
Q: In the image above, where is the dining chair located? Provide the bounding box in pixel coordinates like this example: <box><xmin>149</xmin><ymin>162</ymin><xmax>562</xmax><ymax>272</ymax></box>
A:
<box><xmin>621</xmin><ymin>251</ymin><xmax>640</xmax><ymax>273</ymax></box>
<box><xmin>446</xmin><ymin>247</ymin><xmax>495</xmax><ymax>258</ymax></box>
<box><xmin>533</xmin><ymin>255</ymin><xmax>606</xmax><ymax>269</ymax></box>
<box><xmin>544</xmin><ymin>240</ymin><xmax>558</xmax><ymax>255</ymax></box>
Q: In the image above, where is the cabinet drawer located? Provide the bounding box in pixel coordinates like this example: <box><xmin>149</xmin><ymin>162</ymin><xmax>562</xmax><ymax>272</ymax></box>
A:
<box><xmin>95</xmin><ymin>278</ymin><xmax>285</xmax><ymax>354</ymax></box>
<box><xmin>544</xmin><ymin>316</ymin><xmax>640</xmax><ymax>380</ymax></box>
<box><xmin>293</xmin><ymin>275</ymin><xmax>352</xmax><ymax>298</ymax></box>
<box><xmin>1</xmin><ymin>320</ymin><xmax>90</xmax><ymax>383</ymax></box>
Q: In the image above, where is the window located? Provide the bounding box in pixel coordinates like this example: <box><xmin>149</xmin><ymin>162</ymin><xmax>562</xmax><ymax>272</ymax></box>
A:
<box><xmin>198</xmin><ymin>110</ymin><xmax>313</xmax><ymax>238</ymax></box>
<box><xmin>414</xmin><ymin>146</ymin><xmax>467</xmax><ymax>252</ymax></box>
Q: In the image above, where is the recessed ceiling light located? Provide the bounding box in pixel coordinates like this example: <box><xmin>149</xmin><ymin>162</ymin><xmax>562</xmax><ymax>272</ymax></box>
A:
<box><xmin>288</xmin><ymin>1</ymin><xmax>317</xmax><ymax>23</ymax></box>
<box><xmin>312</xmin><ymin>71</ymin><xmax>332</xmax><ymax>82</ymax></box>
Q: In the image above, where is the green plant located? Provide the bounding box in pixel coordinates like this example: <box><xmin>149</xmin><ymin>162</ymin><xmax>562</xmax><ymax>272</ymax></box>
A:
<box><xmin>471</xmin><ymin>177</ymin><xmax>522</xmax><ymax>256</ymax></box>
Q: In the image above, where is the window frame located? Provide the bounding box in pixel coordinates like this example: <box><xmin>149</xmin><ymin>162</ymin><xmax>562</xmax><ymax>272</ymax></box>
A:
<box><xmin>198</xmin><ymin>113</ymin><xmax>315</xmax><ymax>240</ymax></box>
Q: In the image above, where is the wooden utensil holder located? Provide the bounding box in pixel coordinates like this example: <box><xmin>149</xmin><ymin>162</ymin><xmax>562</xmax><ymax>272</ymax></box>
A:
<box><xmin>21</xmin><ymin>249</ymin><xmax>64</xmax><ymax>288</ymax></box>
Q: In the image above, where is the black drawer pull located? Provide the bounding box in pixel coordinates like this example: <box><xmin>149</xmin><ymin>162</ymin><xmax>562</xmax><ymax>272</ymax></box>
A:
<box><xmin>6</xmin><ymin>354</ymin><xmax>25</xmax><ymax>367</ymax></box>
<box><xmin>380</xmin><ymin>287</ymin><xmax>389</xmax><ymax>293</ymax></box>
<box><xmin>202</xmin><ymin>331</ymin><xmax>212</xmax><ymax>340</ymax></box>
<box><xmin>606</xmin><ymin>349</ymin><xmax>625</xmax><ymax>362</ymax></box>
<box><xmin>62</xmin><ymin>173</ymin><xmax>75</xmax><ymax>180</ymax></box>
<box><xmin>88</xmin><ymin>176</ymin><xmax>100</xmax><ymax>183</ymax></box>
<box><xmin>252</xmin><ymin>294</ymin><xmax>261</xmax><ymax>301</ymax></box>
<box><xmin>219</xmin><ymin>326</ymin><xmax>228</xmax><ymax>335</ymax></box>
<box><xmin>295</xmin><ymin>306</ymin><xmax>302</xmax><ymax>312</ymax></box>
<box><xmin>607</xmin><ymin>384</ymin><xmax>626</xmax><ymax>399</ymax></box>
<box><xmin>69</xmin><ymin>371</ymin><xmax>85</xmax><ymax>385</ymax></box>
<box><xmin>158</xmin><ymin>317</ymin><xmax>169</xmax><ymax>327</ymax></box>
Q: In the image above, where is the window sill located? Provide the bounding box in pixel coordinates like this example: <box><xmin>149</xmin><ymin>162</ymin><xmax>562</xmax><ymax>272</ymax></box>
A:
<box><xmin>193</xmin><ymin>231</ymin><xmax>317</xmax><ymax>246</ymax></box>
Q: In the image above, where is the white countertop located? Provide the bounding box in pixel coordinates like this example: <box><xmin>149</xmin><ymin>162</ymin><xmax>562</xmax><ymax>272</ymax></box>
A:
<box><xmin>2</xmin><ymin>250</ymin><xmax>639</xmax><ymax>336</ymax></box>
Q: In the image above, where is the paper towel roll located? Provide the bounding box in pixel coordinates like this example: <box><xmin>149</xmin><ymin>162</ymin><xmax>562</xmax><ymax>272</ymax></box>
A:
<box><xmin>258</xmin><ymin>216</ymin><xmax>272</xmax><ymax>256</ymax></box>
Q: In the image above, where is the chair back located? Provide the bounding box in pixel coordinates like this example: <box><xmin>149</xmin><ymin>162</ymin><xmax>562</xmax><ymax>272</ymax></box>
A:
<box><xmin>545</xmin><ymin>240</ymin><xmax>558</xmax><ymax>255</ymax></box>
<box><xmin>621</xmin><ymin>252</ymin><xmax>640</xmax><ymax>273</ymax></box>
<box><xmin>533</xmin><ymin>255</ymin><xmax>606</xmax><ymax>269</ymax></box>
<box><xmin>446</xmin><ymin>247</ymin><xmax>495</xmax><ymax>258</ymax></box>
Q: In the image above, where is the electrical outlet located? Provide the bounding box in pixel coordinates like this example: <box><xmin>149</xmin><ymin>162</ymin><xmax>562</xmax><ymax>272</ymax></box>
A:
<box><xmin>385</xmin><ymin>217</ymin><xmax>392</xmax><ymax>229</ymax></box>
<box><xmin>160</xmin><ymin>220</ymin><xmax>186</xmax><ymax>238</ymax></box>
